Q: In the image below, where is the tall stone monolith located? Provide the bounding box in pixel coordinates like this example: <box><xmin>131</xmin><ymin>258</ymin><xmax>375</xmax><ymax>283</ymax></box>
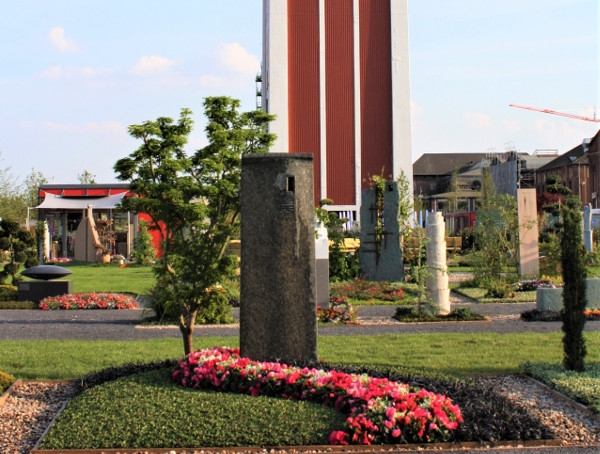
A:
<box><xmin>517</xmin><ymin>189</ymin><xmax>540</xmax><ymax>277</ymax></box>
<box><xmin>240</xmin><ymin>153</ymin><xmax>317</xmax><ymax>363</ymax></box>
<box><xmin>425</xmin><ymin>212</ymin><xmax>450</xmax><ymax>315</ymax></box>
<box><xmin>359</xmin><ymin>181</ymin><xmax>403</xmax><ymax>282</ymax></box>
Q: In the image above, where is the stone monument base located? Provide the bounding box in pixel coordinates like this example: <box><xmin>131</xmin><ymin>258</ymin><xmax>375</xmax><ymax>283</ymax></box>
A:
<box><xmin>18</xmin><ymin>280</ymin><xmax>73</xmax><ymax>303</ymax></box>
<box><xmin>536</xmin><ymin>278</ymin><xmax>600</xmax><ymax>311</ymax></box>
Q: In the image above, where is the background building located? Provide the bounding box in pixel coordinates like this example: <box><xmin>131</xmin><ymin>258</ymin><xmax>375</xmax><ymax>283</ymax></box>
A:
<box><xmin>262</xmin><ymin>0</ymin><xmax>412</xmax><ymax>222</ymax></box>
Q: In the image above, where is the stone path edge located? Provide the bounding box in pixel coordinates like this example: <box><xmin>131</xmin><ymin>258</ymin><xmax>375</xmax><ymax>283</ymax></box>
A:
<box><xmin>30</xmin><ymin>439</ymin><xmax>567</xmax><ymax>454</ymax></box>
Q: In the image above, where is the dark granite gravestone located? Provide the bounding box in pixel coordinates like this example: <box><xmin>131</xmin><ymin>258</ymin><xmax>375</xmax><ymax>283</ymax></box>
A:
<box><xmin>359</xmin><ymin>180</ymin><xmax>403</xmax><ymax>281</ymax></box>
<box><xmin>240</xmin><ymin>153</ymin><xmax>318</xmax><ymax>363</ymax></box>
<box><xmin>18</xmin><ymin>265</ymin><xmax>73</xmax><ymax>303</ymax></box>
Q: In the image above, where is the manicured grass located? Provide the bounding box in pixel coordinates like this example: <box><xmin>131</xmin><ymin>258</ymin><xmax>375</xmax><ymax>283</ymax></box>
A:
<box><xmin>522</xmin><ymin>362</ymin><xmax>600</xmax><ymax>413</ymax></box>
<box><xmin>21</xmin><ymin>261</ymin><xmax>155</xmax><ymax>295</ymax></box>
<box><xmin>330</xmin><ymin>280</ymin><xmax>417</xmax><ymax>306</ymax></box>
<box><xmin>454</xmin><ymin>287</ymin><xmax>537</xmax><ymax>303</ymax></box>
<box><xmin>40</xmin><ymin>369</ymin><xmax>345</xmax><ymax>450</ymax></box>
<box><xmin>2</xmin><ymin>333</ymin><xmax>600</xmax><ymax>379</ymax></box>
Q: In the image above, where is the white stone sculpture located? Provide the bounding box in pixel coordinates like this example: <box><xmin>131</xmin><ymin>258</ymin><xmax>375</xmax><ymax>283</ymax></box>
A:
<box><xmin>425</xmin><ymin>212</ymin><xmax>450</xmax><ymax>315</ymax></box>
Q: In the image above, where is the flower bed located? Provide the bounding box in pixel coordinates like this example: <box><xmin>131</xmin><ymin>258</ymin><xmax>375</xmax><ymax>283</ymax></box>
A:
<box><xmin>45</xmin><ymin>257</ymin><xmax>72</xmax><ymax>265</ymax></box>
<box><xmin>172</xmin><ymin>347</ymin><xmax>462</xmax><ymax>445</ymax></box>
<box><xmin>39</xmin><ymin>292</ymin><xmax>137</xmax><ymax>310</ymax></box>
<box><xmin>330</xmin><ymin>280</ymin><xmax>405</xmax><ymax>303</ymax></box>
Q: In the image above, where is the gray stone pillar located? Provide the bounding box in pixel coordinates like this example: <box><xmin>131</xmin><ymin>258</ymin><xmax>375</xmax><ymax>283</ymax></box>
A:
<box><xmin>359</xmin><ymin>181</ymin><xmax>403</xmax><ymax>282</ymax></box>
<box><xmin>240</xmin><ymin>153</ymin><xmax>317</xmax><ymax>363</ymax></box>
<box><xmin>583</xmin><ymin>203</ymin><xmax>593</xmax><ymax>252</ymax></box>
<box><xmin>425</xmin><ymin>212</ymin><xmax>450</xmax><ymax>315</ymax></box>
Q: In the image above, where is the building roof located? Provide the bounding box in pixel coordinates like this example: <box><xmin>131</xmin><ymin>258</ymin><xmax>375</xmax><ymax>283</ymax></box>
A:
<box><xmin>413</xmin><ymin>153</ymin><xmax>488</xmax><ymax>176</ymax></box>
<box><xmin>536</xmin><ymin>144</ymin><xmax>587</xmax><ymax>172</ymax></box>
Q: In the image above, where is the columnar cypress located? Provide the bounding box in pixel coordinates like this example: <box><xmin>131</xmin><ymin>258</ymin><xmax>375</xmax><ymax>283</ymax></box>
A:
<box><xmin>560</xmin><ymin>196</ymin><xmax>587</xmax><ymax>371</ymax></box>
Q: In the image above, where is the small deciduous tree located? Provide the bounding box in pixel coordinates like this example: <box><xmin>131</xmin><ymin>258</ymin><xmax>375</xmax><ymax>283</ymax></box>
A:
<box><xmin>560</xmin><ymin>196</ymin><xmax>587</xmax><ymax>371</ymax></box>
<box><xmin>473</xmin><ymin>193</ymin><xmax>519</xmax><ymax>289</ymax></box>
<box><xmin>115</xmin><ymin>98</ymin><xmax>275</xmax><ymax>355</ymax></box>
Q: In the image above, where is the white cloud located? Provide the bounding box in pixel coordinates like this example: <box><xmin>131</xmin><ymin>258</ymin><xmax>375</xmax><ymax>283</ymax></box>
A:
<box><xmin>502</xmin><ymin>120</ymin><xmax>521</xmax><ymax>133</ymax></box>
<box><xmin>198</xmin><ymin>75</ymin><xmax>226</xmax><ymax>88</ymax></box>
<box><xmin>38</xmin><ymin>65</ymin><xmax>113</xmax><ymax>80</ymax></box>
<box><xmin>463</xmin><ymin>112</ymin><xmax>491</xmax><ymax>128</ymax></box>
<box><xmin>218</xmin><ymin>43</ymin><xmax>260</xmax><ymax>77</ymax></box>
<box><xmin>48</xmin><ymin>27</ymin><xmax>78</xmax><ymax>53</ymax></box>
<box><xmin>130</xmin><ymin>56</ymin><xmax>177</xmax><ymax>76</ymax></box>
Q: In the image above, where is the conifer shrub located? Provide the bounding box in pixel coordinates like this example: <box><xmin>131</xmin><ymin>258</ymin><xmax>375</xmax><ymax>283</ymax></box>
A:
<box><xmin>131</xmin><ymin>220</ymin><xmax>156</xmax><ymax>265</ymax></box>
<box><xmin>560</xmin><ymin>196</ymin><xmax>587</xmax><ymax>371</ymax></box>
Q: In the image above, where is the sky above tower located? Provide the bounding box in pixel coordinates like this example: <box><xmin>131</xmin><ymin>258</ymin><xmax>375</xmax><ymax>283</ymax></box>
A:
<box><xmin>1</xmin><ymin>0</ymin><xmax>598</xmax><ymax>184</ymax></box>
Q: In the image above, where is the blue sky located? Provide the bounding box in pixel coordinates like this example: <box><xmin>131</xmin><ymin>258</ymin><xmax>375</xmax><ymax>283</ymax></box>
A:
<box><xmin>1</xmin><ymin>0</ymin><xmax>598</xmax><ymax>185</ymax></box>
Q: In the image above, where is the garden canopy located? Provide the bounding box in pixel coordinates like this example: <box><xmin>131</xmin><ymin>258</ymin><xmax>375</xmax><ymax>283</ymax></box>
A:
<box><xmin>34</xmin><ymin>192</ymin><xmax>128</xmax><ymax>210</ymax></box>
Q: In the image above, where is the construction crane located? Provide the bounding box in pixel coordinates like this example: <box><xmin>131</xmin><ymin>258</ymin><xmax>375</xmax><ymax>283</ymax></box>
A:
<box><xmin>509</xmin><ymin>103</ymin><xmax>600</xmax><ymax>123</ymax></box>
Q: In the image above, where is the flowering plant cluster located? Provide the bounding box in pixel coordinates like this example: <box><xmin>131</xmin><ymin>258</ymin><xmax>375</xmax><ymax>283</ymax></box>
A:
<box><xmin>515</xmin><ymin>279</ymin><xmax>563</xmax><ymax>292</ymax></box>
<box><xmin>584</xmin><ymin>309</ymin><xmax>600</xmax><ymax>319</ymax></box>
<box><xmin>331</xmin><ymin>279</ymin><xmax>404</xmax><ymax>302</ymax></box>
<box><xmin>45</xmin><ymin>257</ymin><xmax>72</xmax><ymax>264</ymax></box>
<box><xmin>39</xmin><ymin>292</ymin><xmax>137</xmax><ymax>310</ymax></box>
<box><xmin>317</xmin><ymin>297</ymin><xmax>358</xmax><ymax>324</ymax></box>
<box><xmin>172</xmin><ymin>347</ymin><xmax>462</xmax><ymax>445</ymax></box>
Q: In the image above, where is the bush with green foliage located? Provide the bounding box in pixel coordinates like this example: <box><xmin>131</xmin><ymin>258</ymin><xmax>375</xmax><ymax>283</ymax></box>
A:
<box><xmin>0</xmin><ymin>371</ymin><xmax>15</xmax><ymax>394</ymax></box>
<box><xmin>315</xmin><ymin>199</ymin><xmax>359</xmax><ymax>281</ymax></box>
<box><xmin>150</xmin><ymin>277</ymin><xmax>233</xmax><ymax>325</ymax></box>
<box><xmin>0</xmin><ymin>284</ymin><xmax>17</xmax><ymax>301</ymax></box>
<box><xmin>560</xmin><ymin>196</ymin><xmax>587</xmax><ymax>371</ymax></box>
<box><xmin>131</xmin><ymin>220</ymin><xmax>156</xmax><ymax>265</ymax></box>
<box><xmin>0</xmin><ymin>219</ymin><xmax>38</xmax><ymax>284</ymax></box>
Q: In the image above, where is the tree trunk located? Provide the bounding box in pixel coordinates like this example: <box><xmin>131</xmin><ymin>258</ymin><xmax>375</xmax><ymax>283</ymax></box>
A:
<box><xmin>178</xmin><ymin>308</ymin><xmax>198</xmax><ymax>356</ymax></box>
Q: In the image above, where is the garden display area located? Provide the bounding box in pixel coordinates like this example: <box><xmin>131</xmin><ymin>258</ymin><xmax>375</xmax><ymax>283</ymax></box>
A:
<box><xmin>1</xmin><ymin>263</ymin><xmax>600</xmax><ymax>452</ymax></box>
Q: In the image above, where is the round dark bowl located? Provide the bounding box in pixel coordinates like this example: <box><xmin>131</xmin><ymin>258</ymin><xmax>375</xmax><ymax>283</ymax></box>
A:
<box><xmin>21</xmin><ymin>265</ymin><xmax>73</xmax><ymax>281</ymax></box>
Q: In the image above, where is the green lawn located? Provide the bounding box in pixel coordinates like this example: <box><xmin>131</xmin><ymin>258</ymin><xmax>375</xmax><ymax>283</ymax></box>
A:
<box><xmin>454</xmin><ymin>287</ymin><xmax>537</xmax><ymax>303</ymax></box>
<box><xmin>2</xmin><ymin>332</ymin><xmax>600</xmax><ymax>379</ymax></box>
<box><xmin>21</xmin><ymin>261</ymin><xmax>155</xmax><ymax>295</ymax></box>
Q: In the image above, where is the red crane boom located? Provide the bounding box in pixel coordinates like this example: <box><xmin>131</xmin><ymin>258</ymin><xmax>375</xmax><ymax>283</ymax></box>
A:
<box><xmin>509</xmin><ymin>103</ymin><xmax>600</xmax><ymax>123</ymax></box>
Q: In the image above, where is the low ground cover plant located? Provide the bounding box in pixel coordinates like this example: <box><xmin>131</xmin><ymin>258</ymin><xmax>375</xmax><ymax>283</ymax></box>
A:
<box><xmin>173</xmin><ymin>347</ymin><xmax>463</xmax><ymax>445</ymax></box>
<box><xmin>393</xmin><ymin>307</ymin><xmax>485</xmax><ymax>323</ymax></box>
<box><xmin>40</xmin><ymin>368</ymin><xmax>345</xmax><ymax>450</ymax></box>
<box><xmin>0</xmin><ymin>370</ymin><xmax>15</xmax><ymax>394</ymax></box>
<box><xmin>330</xmin><ymin>279</ymin><xmax>410</xmax><ymax>306</ymax></box>
<box><xmin>521</xmin><ymin>309</ymin><xmax>600</xmax><ymax>322</ymax></box>
<box><xmin>39</xmin><ymin>292</ymin><xmax>137</xmax><ymax>310</ymax></box>
<box><xmin>522</xmin><ymin>362</ymin><xmax>600</xmax><ymax>413</ymax></box>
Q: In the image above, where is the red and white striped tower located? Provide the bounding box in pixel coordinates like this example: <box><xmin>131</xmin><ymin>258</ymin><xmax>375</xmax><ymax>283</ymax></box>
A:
<box><xmin>262</xmin><ymin>0</ymin><xmax>412</xmax><ymax>220</ymax></box>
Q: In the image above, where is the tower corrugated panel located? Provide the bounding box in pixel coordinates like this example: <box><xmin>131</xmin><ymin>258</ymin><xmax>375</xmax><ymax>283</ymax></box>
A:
<box><xmin>288</xmin><ymin>0</ymin><xmax>321</xmax><ymax>203</ymax></box>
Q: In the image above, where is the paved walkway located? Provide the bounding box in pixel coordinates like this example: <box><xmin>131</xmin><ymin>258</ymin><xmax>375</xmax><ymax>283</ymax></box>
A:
<box><xmin>1</xmin><ymin>297</ymin><xmax>599</xmax><ymax>340</ymax></box>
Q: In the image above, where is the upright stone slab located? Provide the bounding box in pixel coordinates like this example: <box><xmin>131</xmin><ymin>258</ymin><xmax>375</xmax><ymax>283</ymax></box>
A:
<box><xmin>359</xmin><ymin>181</ymin><xmax>403</xmax><ymax>282</ymax></box>
<box><xmin>583</xmin><ymin>203</ymin><xmax>593</xmax><ymax>252</ymax></box>
<box><xmin>517</xmin><ymin>189</ymin><xmax>540</xmax><ymax>277</ymax></box>
<box><xmin>240</xmin><ymin>153</ymin><xmax>317</xmax><ymax>363</ymax></box>
<box><xmin>425</xmin><ymin>212</ymin><xmax>450</xmax><ymax>315</ymax></box>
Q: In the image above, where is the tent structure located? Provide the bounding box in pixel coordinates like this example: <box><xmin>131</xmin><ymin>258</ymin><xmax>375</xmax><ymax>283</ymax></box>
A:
<box><xmin>34</xmin><ymin>191</ymin><xmax>128</xmax><ymax>210</ymax></box>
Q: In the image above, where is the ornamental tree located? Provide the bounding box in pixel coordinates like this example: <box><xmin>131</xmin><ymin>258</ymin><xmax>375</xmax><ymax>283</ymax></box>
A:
<box><xmin>114</xmin><ymin>98</ymin><xmax>275</xmax><ymax>355</ymax></box>
<box><xmin>560</xmin><ymin>195</ymin><xmax>587</xmax><ymax>371</ymax></box>
<box><xmin>0</xmin><ymin>219</ymin><xmax>38</xmax><ymax>284</ymax></box>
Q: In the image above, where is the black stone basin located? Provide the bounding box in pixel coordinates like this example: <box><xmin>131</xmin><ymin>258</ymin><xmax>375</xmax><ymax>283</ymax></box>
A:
<box><xmin>21</xmin><ymin>265</ymin><xmax>73</xmax><ymax>281</ymax></box>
